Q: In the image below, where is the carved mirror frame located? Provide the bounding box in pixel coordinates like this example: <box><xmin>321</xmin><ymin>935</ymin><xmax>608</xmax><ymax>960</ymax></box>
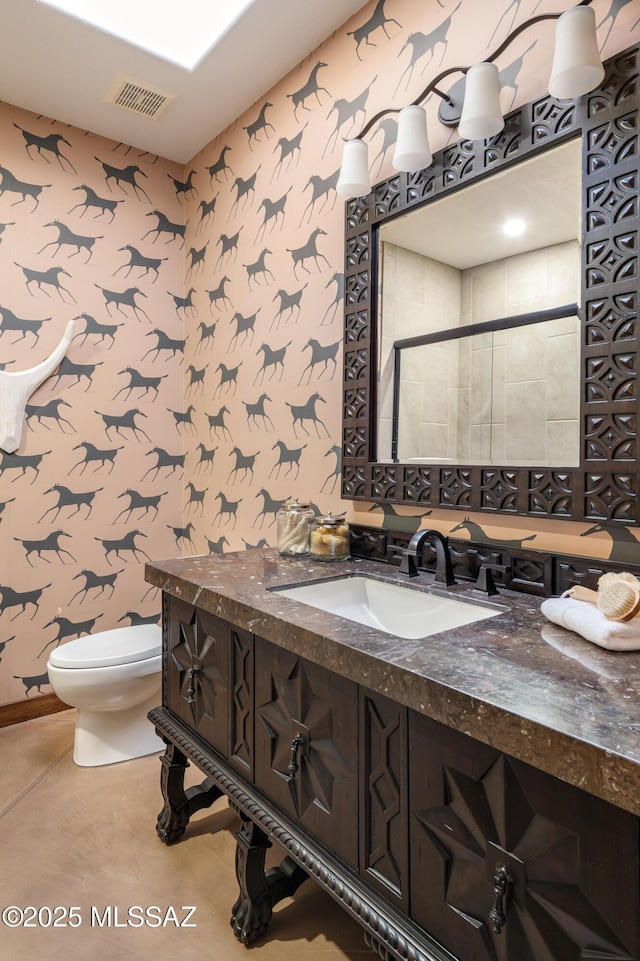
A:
<box><xmin>342</xmin><ymin>44</ymin><xmax>639</xmax><ymax>525</ymax></box>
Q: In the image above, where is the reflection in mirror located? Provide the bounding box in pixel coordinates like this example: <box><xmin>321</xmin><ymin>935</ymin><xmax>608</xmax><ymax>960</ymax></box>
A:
<box><xmin>376</xmin><ymin>138</ymin><xmax>582</xmax><ymax>468</ymax></box>
<box><xmin>393</xmin><ymin>312</ymin><xmax>580</xmax><ymax>467</ymax></box>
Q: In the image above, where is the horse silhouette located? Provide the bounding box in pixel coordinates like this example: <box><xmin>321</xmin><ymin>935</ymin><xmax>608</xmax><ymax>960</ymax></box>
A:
<box><xmin>450</xmin><ymin>517</ymin><xmax>536</xmax><ymax>549</ymax></box>
<box><xmin>580</xmin><ymin>522</ymin><xmax>640</xmax><ymax>564</ymax></box>
<box><xmin>142</xmin><ymin>210</ymin><xmax>185</xmax><ymax>245</ymax></box>
<box><xmin>207</xmin><ymin>145</ymin><xmax>234</xmax><ymax>184</ymax></box>
<box><xmin>287</xmin><ymin>63</ymin><xmax>330</xmax><ymax>119</ymax></box>
<box><xmin>244</xmin><ymin>102</ymin><xmax>275</xmax><ymax>147</ymax></box>
<box><xmin>69</xmin><ymin>185</ymin><xmax>121</xmax><ymax>221</ymax></box>
<box><xmin>347</xmin><ymin>0</ymin><xmax>401</xmax><ymax>59</ymax></box>
<box><xmin>94</xmin><ymin>530</ymin><xmax>151</xmax><ymax>566</ymax></box>
<box><xmin>0</xmin><ymin>164</ymin><xmax>50</xmax><ymax>209</ymax></box>
<box><xmin>95</xmin><ymin>158</ymin><xmax>151</xmax><ymax>202</ymax></box>
<box><xmin>286</xmin><ymin>392</ymin><xmax>329</xmax><ymax>438</ymax></box>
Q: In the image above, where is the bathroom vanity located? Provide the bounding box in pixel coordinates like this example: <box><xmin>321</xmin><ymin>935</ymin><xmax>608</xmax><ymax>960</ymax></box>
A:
<box><xmin>146</xmin><ymin>550</ymin><xmax>640</xmax><ymax>961</ymax></box>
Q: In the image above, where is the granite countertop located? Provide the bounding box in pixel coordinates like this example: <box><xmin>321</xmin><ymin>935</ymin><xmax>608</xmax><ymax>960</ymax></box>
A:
<box><xmin>146</xmin><ymin>550</ymin><xmax>640</xmax><ymax>817</ymax></box>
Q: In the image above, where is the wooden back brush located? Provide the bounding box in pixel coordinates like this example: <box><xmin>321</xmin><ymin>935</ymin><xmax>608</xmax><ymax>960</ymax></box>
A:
<box><xmin>568</xmin><ymin>572</ymin><xmax>640</xmax><ymax>622</ymax></box>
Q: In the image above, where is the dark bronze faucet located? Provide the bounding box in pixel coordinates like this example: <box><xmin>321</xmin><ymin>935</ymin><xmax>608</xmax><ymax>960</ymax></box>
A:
<box><xmin>391</xmin><ymin>529</ymin><xmax>456</xmax><ymax>586</ymax></box>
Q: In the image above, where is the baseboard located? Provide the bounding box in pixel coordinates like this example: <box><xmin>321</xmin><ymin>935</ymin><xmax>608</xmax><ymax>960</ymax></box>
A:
<box><xmin>0</xmin><ymin>693</ymin><xmax>70</xmax><ymax>729</ymax></box>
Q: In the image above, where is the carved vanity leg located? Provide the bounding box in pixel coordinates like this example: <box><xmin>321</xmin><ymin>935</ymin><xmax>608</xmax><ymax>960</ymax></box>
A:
<box><xmin>230</xmin><ymin>812</ymin><xmax>309</xmax><ymax>945</ymax></box>
<box><xmin>156</xmin><ymin>741</ymin><xmax>191</xmax><ymax>843</ymax></box>
<box><xmin>156</xmin><ymin>740</ymin><xmax>223</xmax><ymax>844</ymax></box>
<box><xmin>231</xmin><ymin>813</ymin><xmax>274</xmax><ymax>944</ymax></box>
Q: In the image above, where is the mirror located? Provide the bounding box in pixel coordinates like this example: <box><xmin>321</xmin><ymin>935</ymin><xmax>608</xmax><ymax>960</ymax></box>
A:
<box><xmin>341</xmin><ymin>45</ymin><xmax>640</xmax><ymax>524</ymax></box>
<box><xmin>377</xmin><ymin>139</ymin><xmax>582</xmax><ymax>467</ymax></box>
<box><xmin>391</xmin><ymin>312</ymin><xmax>581</xmax><ymax>466</ymax></box>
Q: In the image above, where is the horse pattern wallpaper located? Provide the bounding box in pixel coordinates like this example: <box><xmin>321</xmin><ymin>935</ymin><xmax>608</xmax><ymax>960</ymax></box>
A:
<box><xmin>1</xmin><ymin>0</ymin><xmax>639</xmax><ymax>708</ymax></box>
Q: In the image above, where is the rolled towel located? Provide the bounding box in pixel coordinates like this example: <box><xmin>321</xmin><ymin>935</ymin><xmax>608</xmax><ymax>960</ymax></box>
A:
<box><xmin>541</xmin><ymin>595</ymin><xmax>640</xmax><ymax>651</ymax></box>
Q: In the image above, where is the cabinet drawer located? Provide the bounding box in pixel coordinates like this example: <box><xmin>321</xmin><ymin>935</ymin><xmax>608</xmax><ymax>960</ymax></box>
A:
<box><xmin>409</xmin><ymin>713</ymin><xmax>640</xmax><ymax>961</ymax></box>
<box><xmin>166</xmin><ymin>597</ymin><xmax>230</xmax><ymax>755</ymax></box>
<box><xmin>254</xmin><ymin>638</ymin><xmax>359</xmax><ymax>869</ymax></box>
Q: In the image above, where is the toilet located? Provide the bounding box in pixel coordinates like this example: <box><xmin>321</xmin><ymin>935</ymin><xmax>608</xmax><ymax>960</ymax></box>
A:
<box><xmin>47</xmin><ymin>624</ymin><xmax>163</xmax><ymax>767</ymax></box>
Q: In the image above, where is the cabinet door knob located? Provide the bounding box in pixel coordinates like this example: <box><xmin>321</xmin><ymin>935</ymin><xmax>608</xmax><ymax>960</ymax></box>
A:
<box><xmin>186</xmin><ymin>664</ymin><xmax>201</xmax><ymax>704</ymax></box>
<box><xmin>287</xmin><ymin>733</ymin><xmax>305</xmax><ymax>780</ymax></box>
<box><xmin>489</xmin><ymin>864</ymin><xmax>512</xmax><ymax>934</ymax></box>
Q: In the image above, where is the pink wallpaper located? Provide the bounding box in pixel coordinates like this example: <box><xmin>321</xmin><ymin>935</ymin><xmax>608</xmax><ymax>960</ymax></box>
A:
<box><xmin>0</xmin><ymin>106</ymin><xmax>184</xmax><ymax>706</ymax></box>
<box><xmin>178</xmin><ymin>0</ymin><xmax>640</xmax><ymax>560</ymax></box>
<box><xmin>1</xmin><ymin>0</ymin><xmax>639</xmax><ymax>710</ymax></box>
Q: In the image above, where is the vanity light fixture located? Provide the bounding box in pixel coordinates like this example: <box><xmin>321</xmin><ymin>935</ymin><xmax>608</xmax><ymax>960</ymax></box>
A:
<box><xmin>393</xmin><ymin>104</ymin><xmax>433</xmax><ymax>172</ymax></box>
<box><xmin>336</xmin><ymin>1</ymin><xmax>604</xmax><ymax>198</ymax></box>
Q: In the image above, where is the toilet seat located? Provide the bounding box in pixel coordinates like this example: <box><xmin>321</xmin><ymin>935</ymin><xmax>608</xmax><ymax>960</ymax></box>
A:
<box><xmin>48</xmin><ymin>624</ymin><xmax>161</xmax><ymax>669</ymax></box>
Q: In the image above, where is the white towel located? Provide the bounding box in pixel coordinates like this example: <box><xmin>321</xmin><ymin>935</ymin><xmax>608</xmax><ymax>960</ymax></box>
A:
<box><xmin>540</xmin><ymin>595</ymin><xmax>640</xmax><ymax>651</ymax></box>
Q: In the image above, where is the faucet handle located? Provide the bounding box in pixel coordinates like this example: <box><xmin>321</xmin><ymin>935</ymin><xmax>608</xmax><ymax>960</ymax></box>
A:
<box><xmin>389</xmin><ymin>545</ymin><xmax>420</xmax><ymax>577</ymax></box>
<box><xmin>474</xmin><ymin>563</ymin><xmax>511</xmax><ymax>596</ymax></box>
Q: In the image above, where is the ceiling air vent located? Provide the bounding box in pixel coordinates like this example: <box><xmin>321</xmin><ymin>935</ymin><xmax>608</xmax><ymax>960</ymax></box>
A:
<box><xmin>103</xmin><ymin>73</ymin><xmax>177</xmax><ymax>120</ymax></box>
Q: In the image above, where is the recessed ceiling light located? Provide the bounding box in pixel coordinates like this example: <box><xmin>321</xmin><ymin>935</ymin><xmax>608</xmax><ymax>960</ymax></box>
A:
<box><xmin>503</xmin><ymin>218</ymin><xmax>526</xmax><ymax>237</ymax></box>
<box><xmin>37</xmin><ymin>0</ymin><xmax>256</xmax><ymax>71</ymax></box>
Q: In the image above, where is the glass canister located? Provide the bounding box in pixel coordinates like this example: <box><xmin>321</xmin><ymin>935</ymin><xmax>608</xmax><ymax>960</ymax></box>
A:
<box><xmin>277</xmin><ymin>499</ymin><xmax>312</xmax><ymax>556</ymax></box>
<box><xmin>309</xmin><ymin>513</ymin><xmax>350</xmax><ymax>561</ymax></box>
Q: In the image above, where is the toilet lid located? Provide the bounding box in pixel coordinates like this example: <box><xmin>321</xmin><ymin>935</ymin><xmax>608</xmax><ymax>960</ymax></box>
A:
<box><xmin>48</xmin><ymin>624</ymin><xmax>161</xmax><ymax>668</ymax></box>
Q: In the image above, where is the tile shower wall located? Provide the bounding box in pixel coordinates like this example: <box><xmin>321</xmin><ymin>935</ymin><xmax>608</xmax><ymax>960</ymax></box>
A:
<box><xmin>463</xmin><ymin>241</ymin><xmax>581</xmax><ymax>465</ymax></box>
<box><xmin>379</xmin><ymin>242</ymin><xmax>461</xmax><ymax>461</ymax></box>
<box><xmin>2</xmin><ymin>0</ymin><xmax>639</xmax><ymax>711</ymax></box>
<box><xmin>382</xmin><ymin>241</ymin><xmax>580</xmax><ymax>466</ymax></box>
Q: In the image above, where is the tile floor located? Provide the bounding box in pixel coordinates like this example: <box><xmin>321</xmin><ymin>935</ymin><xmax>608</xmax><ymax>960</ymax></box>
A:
<box><xmin>0</xmin><ymin>710</ymin><xmax>376</xmax><ymax>961</ymax></box>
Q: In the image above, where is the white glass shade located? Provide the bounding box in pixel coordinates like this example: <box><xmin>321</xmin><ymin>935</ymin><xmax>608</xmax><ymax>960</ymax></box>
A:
<box><xmin>548</xmin><ymin>5</ymin><xmax>604</xmax><ymax>100</ymax></box>
<box><xmin>336</xmin><ymin>139</ymin><xmax>371</xmax><ymax>197</ymax></box>
<box><xmin>458</xmin><ymin>62</ymin><xmax>504</xmax><ymax>141</ymax></box>
<box><xmin>392</xmin><ymin>105</ymin><xmax>432</xmax><ymax>172</ymax></box>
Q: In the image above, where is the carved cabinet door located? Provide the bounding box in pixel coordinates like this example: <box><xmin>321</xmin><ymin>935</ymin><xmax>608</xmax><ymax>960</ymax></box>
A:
<box><xmin>254</xmin><ymin>638</ymin><xmax>359</xmax><ymax>869</ymax></box>
<box><xmin>409</xmin><ymin>713</ymin><xmax>640</xmax><ymax>961</ymax></box>
<box><xmin>166</xmin><ymin>597</ymin><xmax>230</xmax><ymax>755</ymax></box>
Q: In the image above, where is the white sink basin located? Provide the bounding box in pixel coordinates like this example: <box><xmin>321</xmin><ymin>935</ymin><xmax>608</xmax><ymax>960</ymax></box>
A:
<box><xmin>272</xmin><ymin>575</ymin><xmax>501</xmax><ymax>640</ymax></box>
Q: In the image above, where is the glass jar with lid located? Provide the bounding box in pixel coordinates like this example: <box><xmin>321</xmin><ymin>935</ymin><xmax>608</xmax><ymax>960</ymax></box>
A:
<box><xmin>309</xmin><ymin>512</ymin><xmax>350</xmax><ymax>561</ymax></box>
<box><xmin>276</xmin><ymin>499</ymin><xmax>312</xmax><ymax>556</ymax></box>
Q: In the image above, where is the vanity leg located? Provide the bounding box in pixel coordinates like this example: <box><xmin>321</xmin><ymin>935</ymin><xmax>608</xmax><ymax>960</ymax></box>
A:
<box><xmin>156</xmin><ymin>741</ymin><xmax>191</xmax><ymax>843</ymax></box>
<box><xmin>155</xmin><ymin>740</ymin><xmax>223</xmax><ymax>844</ymax></box>
<box><xmin>230</xmin><ymin>813</ymin><xmax>310</xmax><ymax>945</ymax></box>
<box><xmin>231</xmin><ymin>813</ymin><xmax>274</xmax><ymax>944</ymax></box>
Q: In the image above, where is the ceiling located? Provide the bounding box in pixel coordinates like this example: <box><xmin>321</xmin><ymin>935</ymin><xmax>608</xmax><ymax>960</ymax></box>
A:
<box><xmin>380</xmin><ymin>138</ymin><xmax>582</xmax><ymax>270</ymax></box>
<box><xmin>0</xmin><ymin>0</ymin><xmax>368</xmax><ymax>164</ymax></box>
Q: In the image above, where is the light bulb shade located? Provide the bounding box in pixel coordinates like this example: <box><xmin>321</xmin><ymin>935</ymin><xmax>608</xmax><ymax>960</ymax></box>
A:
<box><xmin>336</xmin><ymin>139</ymin><xmax>371</xmax><ymax>197</ymax></box>
<box><xmin>392</xmin><ymin>105</ymin><xmax>432</xmax><ymax>172</ymax></box>
<box><xmin>548</xmin><ymin>5</ymin><xmax>604</xmax><ymax>100</ymax></box>
<box><xmin>458</xmin><ymin>62</ymin><xmax>504</xmax><ymax>141</ymax></box>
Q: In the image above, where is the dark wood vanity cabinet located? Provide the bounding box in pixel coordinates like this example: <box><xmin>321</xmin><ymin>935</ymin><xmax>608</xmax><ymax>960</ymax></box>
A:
<box><xmin>156</xmin><ymin>595</ymin><xmax>640</xmax><ymax>961</ymax></box>
<box><xmin>409</xmin><ymin>714</ymin><xmax>640</xmax><ymax>961</ymax></box>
